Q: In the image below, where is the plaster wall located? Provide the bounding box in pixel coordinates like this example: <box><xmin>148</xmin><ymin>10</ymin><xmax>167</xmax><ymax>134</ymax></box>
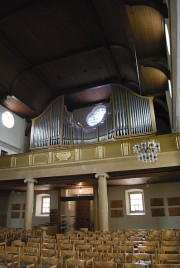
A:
<box><xmin>108</xmin><ymin>182</ymin><xmax>180</xmax><ymax>230</ymax></box>
<box><xmin>6</xmin><ymin>190</ymin><xmax>58</xmax><ymax>228</ymax></box>
<box><xmin>0</xmin><ymin>105</ymin><xmax>26</xmax><ymax>154</ymax></box>
<box><xmin>4</xmin><ymin>182</ymin><xmax>180</xmax><ymax>230</ymax></box>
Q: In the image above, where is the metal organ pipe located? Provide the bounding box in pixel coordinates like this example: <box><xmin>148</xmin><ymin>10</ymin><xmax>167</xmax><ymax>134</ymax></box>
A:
<box><xmin>30</xmin><ymin>85</ymin><xmax>156</xmax><ymax>149</ymax></box>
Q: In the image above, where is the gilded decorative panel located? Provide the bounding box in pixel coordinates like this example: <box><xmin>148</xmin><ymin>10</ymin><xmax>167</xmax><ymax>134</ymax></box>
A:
<box><xmin>0</xmin><ymin>133</ymin><xmax>180</xmax><ymax>170</ymax></box>
<box><xmin>53</xmin><ymin>151</ymin><xmax>73</xmax><ymax>162</ymax></box>
<box><xmin>33</xmin><ymin>153</ymin><xmax>48</xmax><ymax>165</ymax></box>
<box><xmin>81</xmin><ymin>147</ymin><xmax>97</xmax><ymax>160</ymax></box>
<box><xmin>121</xmin><ymin>142</ymin><xmax>130</xmax><ymax>156</ymax></box>
<box><xmin>104</xmin><ymin>144</ymin><xmax>122</xmax><ymax>158</ymax></box>
<box><xmin>74</xmin><ymin>149</ymin><xmax>81</xmax><ymax>161</ymax></box>
<box><xmin>15</xmin><ymin>155</ymin><xmax>30</xmax><ymax>167</ymax></box>
<box><xmin>0</xmin><ymin>158</ymin><xmax>11</xmax><ymax>168</ymax></box>
<box><xmin>96</xmin><ymin>146</ymin><xmax>105</xmax><ymax>158</ymax></box>
<box><xmin>159</xmin><ymin>136</ymin><xmax>178</xmax><ymax>152</ymax></box>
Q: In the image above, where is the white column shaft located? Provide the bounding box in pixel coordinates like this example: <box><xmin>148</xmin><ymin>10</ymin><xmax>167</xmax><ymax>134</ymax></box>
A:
<box><xmin>24</xmin><ymin>178</ymin><xmax>36</xmax><ymax>229</ymax></box>
<box><xmin>96</xmin><ymin>173</ymin><xmax>109</xmax><ymax>231</ymax></box>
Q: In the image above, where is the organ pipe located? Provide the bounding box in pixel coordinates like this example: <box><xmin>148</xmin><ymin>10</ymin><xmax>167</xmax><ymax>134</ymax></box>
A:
<box><xmin>30</xmin><ymin>84</ymin><xmax>156</xmax><ymax>149</ymax></box>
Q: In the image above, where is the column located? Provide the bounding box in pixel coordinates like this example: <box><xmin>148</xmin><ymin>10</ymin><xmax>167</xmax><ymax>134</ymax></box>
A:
<box><xmin>93</xmin><ymin>185</ymin><xmax>99</xmax><ymax>231</ymax></box>
<box><xmin>95</xmin><ymin>173</ymin><xmax>109</xmax><ymax>232</ymax></box>
<box><xmin>24</xmin><ymin>178</ymin><xmax>37</xmax><ymax>230</ymax></box>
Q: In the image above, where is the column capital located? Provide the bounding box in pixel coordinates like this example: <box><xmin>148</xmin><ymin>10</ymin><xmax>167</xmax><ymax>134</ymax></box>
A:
<box><xmin>24</xmin><ymin>178</ymin><xmax>38</xmax><ymax>184</ymax></box>
<box><xmin>95</xmin><ymin>173</ymin><xmax>109</xmax><ymax>179</ymax></box>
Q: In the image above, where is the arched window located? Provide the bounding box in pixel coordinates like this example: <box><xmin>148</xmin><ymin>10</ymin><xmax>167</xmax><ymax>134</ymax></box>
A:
<box><xmin>125</xmin><ymin>189</ymin><xmax>145</xmax><ymax>215</ymax></box>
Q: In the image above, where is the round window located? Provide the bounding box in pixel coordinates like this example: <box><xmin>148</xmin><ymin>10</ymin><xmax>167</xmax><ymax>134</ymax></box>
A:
<box><xmin>86</xmin><ymin>105</ymin><xmax>106</xmax><ymax>127</ymax></box>
<box><xmin>2</xmin><ymin>111</ymin><xmax>14</xmax><ymax>128</ymax></box>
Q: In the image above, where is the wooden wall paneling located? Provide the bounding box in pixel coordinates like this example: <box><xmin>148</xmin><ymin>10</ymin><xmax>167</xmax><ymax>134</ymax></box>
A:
<box><xmin>111</xmin><ymin>209</ymin><xmax>124</xmax><ymax>218</ymax></box>
<box><xmin>11</xmin><ymin>211</ymin><xmax>20</xmax><ymax>218</ymax></box>
<box><xmin>150</xmin><ymin>198</ymin><xmax>164</xmax><ymax>206</ymax></box>
<box><xmin>151</xmin><ymin>208</ymin><xmax>165</xmax><ymax>217</ymax></box>
<box><xmin>12</xmin><ymin>204</ymin><xmax>21</xmax><ymax>210</ymax></box>
<box><xmin>111</xmin><ymin>200</ymin><xmax>123</xmax><ymax>208</ymax></box>
<box><xmin>167</xmin><ymin>197</ymin><xmax>180</xmax><ymax>206</ymax></box>
<box><xmin>168</xmin><ymin>207</ymin><xmax>180</xmax><ymax>216</ymax></box>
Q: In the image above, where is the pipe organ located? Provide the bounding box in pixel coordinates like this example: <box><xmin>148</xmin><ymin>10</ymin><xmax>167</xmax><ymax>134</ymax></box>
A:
<box><xmin>30</xmin><ymin>85</ymin><xmax>156</xmax><ymax>149</ymax></box>
<box><xmin>113</xmin><ymin>85</ymin><xmax>156</xmax><ymax>137</ymax></box>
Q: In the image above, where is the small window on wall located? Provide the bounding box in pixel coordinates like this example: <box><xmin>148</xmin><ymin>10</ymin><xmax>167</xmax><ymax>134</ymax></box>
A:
<box><xmin>2</xmin><ymin>111</ymin><xmax>14</xmax><ymax>128</ymax></box>
<box><xmin>86</xmin><ymin>104</ymin><xmax>106</xmax><ymax>127</ymax></box>
<box><xmin>125</xmin><ymin>189</ymin><xmax>145</xmax><ymax>215</ymax></box>
<box><xmin>41</xmin><ymin>196</ymin><xmax>50</xmax><ymax>214</ymax></box>
<box><xmin>35</xmin><ymin>194</ymin><xmax>50</xmax><ymax>217</ymax></box>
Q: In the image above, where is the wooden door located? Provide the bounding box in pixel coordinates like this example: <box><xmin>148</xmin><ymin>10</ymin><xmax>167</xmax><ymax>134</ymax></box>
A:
<box><xmin>75</xmin><ymin>200</ymin><xmax>90</xmax><ymax>230</ymax></box>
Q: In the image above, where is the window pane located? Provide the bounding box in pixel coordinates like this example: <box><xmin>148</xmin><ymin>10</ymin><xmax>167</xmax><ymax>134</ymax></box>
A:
<box><xmin>129</xmin><ymin>193</ymin><xmax>144</xmax><ymax>212</ymax></box>
<box><xmin>42</xmin><ymin>197</ymin><xmax>50</xmax><ymax>214</ymax></box>
<box><xmin>125</xmin><ymin>189</ymin><xmax>145</xmax><ymax>215</ymax></box>
<box><xmin>86</xmin><ymin>105</ymin><xmax>106</xmax><ymax>127</ymax></box>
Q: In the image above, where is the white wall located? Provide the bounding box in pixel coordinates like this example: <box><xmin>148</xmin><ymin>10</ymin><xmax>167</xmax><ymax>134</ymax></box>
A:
<box><xmin>7</xmin><ymin>190</ymin><xmax>58</xmax><ymax>228</ymax></box>
<box><xmin>0</xmin><ymin>105</ymin><xmax>27</xmax><ymax>154</ymax></box>
<box><xmin>33</xmin><ymin>190</ymin><xmax>59</xmax><ymax>227</ymax></box>
<box><xmin>5</xmin><ymin>182</ymin><xmax>180</xmax><ymax>230</ymax></box>
<box><xmin>7</xmin><ymin>191</ymin><xmax>26</xmax><ymax>228</ymax></box>
<box><xmin>108</xmin><ymin>182</ymin><xmax>180</xmax><ymax>231</ymax></box>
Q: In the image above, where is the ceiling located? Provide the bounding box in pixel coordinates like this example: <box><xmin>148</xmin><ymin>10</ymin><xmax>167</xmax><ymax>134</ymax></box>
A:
<box><xmin>1</xmin><ymin>166</ymin><xmax>180</xmax><ymax>192</ymax></box>
<box><xmin>0</xmin><ymin>0</ymin><xmax>177</xmax><ymax>191</ymax></box>
<box><xmin>0</xmin><ymin>0</ymin><xmax>171</xmax><ymax>130</ymax></box>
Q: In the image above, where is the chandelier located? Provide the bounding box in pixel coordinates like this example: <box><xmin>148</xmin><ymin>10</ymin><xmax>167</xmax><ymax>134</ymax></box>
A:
<box><xmin>133</xmin><ymin>141</ymin><xmax>160</xmax><ymax>163</ymax></box>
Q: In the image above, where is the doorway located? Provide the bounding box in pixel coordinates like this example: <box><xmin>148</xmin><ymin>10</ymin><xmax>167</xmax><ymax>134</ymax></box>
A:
<box><xmin>75</xmin><ymin>200</ymin><xmax>90</xmax><ymax>230</ymax></box>
<box><xmin>60</xmin><ymin>195</ymin><xmax>93</xmax><ymax>232</ymax></box>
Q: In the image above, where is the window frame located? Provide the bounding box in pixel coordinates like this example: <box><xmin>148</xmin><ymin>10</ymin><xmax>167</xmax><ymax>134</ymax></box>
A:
<box><xmin>125</xmin><ymin>189</ymin><xmax>145</xmax><ymax>216</ymax></box>
<box><xmin>35</xmin><ymin>193</ymin><xmax>50</xmax><ymax>217</ymax></box>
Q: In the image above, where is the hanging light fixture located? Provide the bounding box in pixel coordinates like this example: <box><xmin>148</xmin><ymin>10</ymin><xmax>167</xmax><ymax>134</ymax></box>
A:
<box><xmin>133</xmin><ymin>140</ymin><xmax>160</xmax><ymax>163</ymax></box>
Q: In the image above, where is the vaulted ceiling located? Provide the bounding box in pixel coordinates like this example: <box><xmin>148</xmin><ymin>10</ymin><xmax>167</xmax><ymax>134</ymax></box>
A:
<box><xmin>0</xmin><ymin>0</ymin><xmax>171</xmax><ymax>134</ymax></box>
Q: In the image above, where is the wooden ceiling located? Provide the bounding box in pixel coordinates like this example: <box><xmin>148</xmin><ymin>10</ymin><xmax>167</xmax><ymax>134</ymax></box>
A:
<box><xmin>0</xmin><ymin>0</ymin><xmax>170</xmax><ymax>131</ymax></box>
<box><xmin>0</xmin><ymin>0</ymin><xmax>175</xmax><ymax>191</ymax></box>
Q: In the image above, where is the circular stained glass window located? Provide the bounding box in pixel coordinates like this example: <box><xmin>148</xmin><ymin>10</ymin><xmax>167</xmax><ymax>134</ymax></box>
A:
<box><xmin>2</xmin><ymin>111</ymin><xmax>14</xmax><ymax>128</ymax></box>
<box><xmin>86</xmin><ymin>105</ymin><xmax>106</xmax><ymax>127</ymax></box>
